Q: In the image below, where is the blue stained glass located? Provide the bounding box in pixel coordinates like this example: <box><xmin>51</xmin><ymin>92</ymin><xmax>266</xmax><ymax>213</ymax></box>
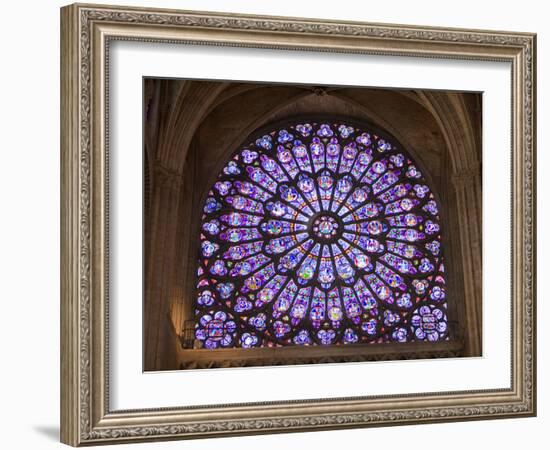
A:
<box><xmin>278</xmin><ymin>239</ymin><xmax>313</xmax><ymax>272</ymax></box>
<box><xmin>279</xmin><ymin>185</ymin><xmax>314</xmax><ymax>216</ymax></box>
<box><xmin>362</xmin><ymin>318</ymin><xmax>378</xmax><ymax>336</ymax></box>
<box><xmin>377</xmin><ymin>139</ymin><xmax>392</xmax><ymax>152</ymax></box>
<box><xmin>292</xmin><ymin>140</ymin><xmax>313</xmax><ymax>173</ymax></box>
<box><xmin>341</xmin><ymin>286</ymin><xmax>362</xmax><ymax>322</ymax></box>
<box><xmin>411</xmin><ymin>305</ymin><xmax>447</xmax><ymax>341</ymax></box>
<box><xmin>221</xmin><ymin>212</ymin><xmax>262</xmax><ymax>227</ymax></box>
<box><xmin>414</xmin><ymin>184</ymin><xmax>430</xmax><ymax>198</ymax></box>
<box><xmin>423</xmin><ymin>199</ymin><xmax>439</xmax><ymax>215</ymax></box>
<box><xmin>246</xmin><ymin>166</ymin><xmax>277</xmax><ymax>193</ymax></box>
<box><xmin>396</xmin><ymin>293</ymin><xmax>413</xmax><ymax>309</ymax></box>
<box><xmin>255</xmin><ymin>135</ymin><xmax>272</xmax><ymax>150</ymax></box>
<box><xmin>310</xmin><ymin>288</ymin><xmax>326</xmax><ymax>324</ymax></box>
<box><xmin>425</xmin><ymin>220</ymin><xmax>440</xmax><ymax>234</ymax></box>
<box><xmin>325</xmin><ymin>138</ymin><xmax>340</xmax><ymax>172</ymax></box>
<box><xmin>362</xmin><ymin>160</ymin><xmax>387</xmax><ymax>183</ymax></box>
<box><xmin>197</xmin><ymin>290</ymin><xmax>216</xmax><ymax>307</ymax></box>
<box><xmin>204</xmin><ymin>197</ymin><xmax>221</xmax><ymax>213</ymax></box>
<box><xmin>330</xmin><ymin>176</ymin><xmax>353</xmax><ymax>212</ymax></box>
<box><xmin>318</xmin><ymin>329</ymin><xmax>336</xmax><ymax>345</ymax></box>
<box><xmin>226</xmin><ymin>195</ymin><xmax>264</xmax><ymax>214</ymax></box>
<box><xmin>296</xmin><ymin>244</ymin><xmax>321</xmax><ymax>284</ymax></box>
<box><xmin>386</xmin><ymin>228</ymin><xmax>425</xmax><ymax>242</ymax></box>
<box><xmin>331</xmin><ymin>245</ymin><xmax>355</xmax><ymax>282</ymax></box>
<box><xmin>343</xmin><ymin>328</ymin><xmax>358</xmax><ymax>344</ymax></box>
<box><xmin>223</xmin><ymin>161</ymin><xmax>241</xmax><ymax>176</ymax></box>
<box><xmin>234</xmin><ymin>296</ymin><xmax>253</xmax><ymax>313</ymax></box>
<box><xmin>387</xmin><ymin>213</ymin><xmax>422</xmax><ymax>227</ymax></box>
<box><xmin>327</xmin><ymin>288</ymin><xmax>343</xmax><ymax>323</ymax></box>
<box><xmin>383</xmin><ymin>309</ymin><xmax>401</xmax><ymax>327</ymax></box>
<box><xmin>386</xmin><ymin>241</ymin><xmax>421</xmax><ymax>259</ymax></box>
<box><xmin>249</xmin><ymin>313</ymin><xmax>267</xmax><ymax>330</ymax></box>
<box><xmin>385</xmin><ymin>197</ymin><xmax>420</xmax><ymax>215</ymax></box>
<box><xmin>230</xmin><ymin>254</ymin><xmax>270</xmax><ymax>277</ymax></box>
<box><xmin>354</xmin><ymin>278</ymin><xmax>378</xmax><ymax>311</ymax></box>
<box><xmin>338</xmin><ymin>124</ymin><xmax>354</xmax><ymax>138</ymax></box>
<box><xmin>344</xmin><ymin>220</ymin><xmax>388</xmax><ymax>236</ymax></box>
<box><xmin>201</xmin><ymin>240</ymin><xmax>219</xmax><ymax>258</ymax></box>
<box><xmin>317</xmin><ymin>246</ymin><xmax>336</xmax><ymax>287</ymax></box>
<box><xmin>356</xmin><ymin>132</ymin><xmax>372</xmax><ymax>146</ymax></box>
<box><xmin>343</xmin><ymin>202</ymin><xmax>382</xmax><ymax>223</ymax></box>
<box><xmin>406</xmin><ymin>165</ymin><xmax>422</xmax><ymax>178</ymax></box>
<box><xmin>241</xmin><ymin>332</ymin><xmax>259</xmax><ymax>348</ymax></box>
<box><xmin>267</xmin><ymin>234</ymin><xmax>305</xmax><ymax>255</ymax></box>
<box><xmin>426</xmin><ymin>240</ymin><xmax>441</xmax><ymax>255</ymax></box>
<box><xmin>293</xmin><ymin>330</ymin><xmax>311</xmax><ymax>345</ymax></box>
<box><xmin>365</xmin><ymin>273</ymin><xmax>394</xmax><ymax>304</ymax></box>
<box><xmin>195</xmin><ymin>121</ymin><xmax>447</xmax><ymax>348</ymax></box>
<box><xmin>273</xmin><ymin>320</ymin><xmax>291</xmax><ymax>338</ymax></box>
<box><xmin>234</xmin><ymin>180</ymin><xmax>272</xmax><ymax>202</ymax></box>
<box><xmin>290</xmin><ymin>287</ymin><xmax>312</xmax><ymax>325</ymax></box>
<box><xmin>255</xmin><ymin>275</ymin><xmax>287</xmax><ymax>308</ymax></box>
<box><xmin>351</xmin><ymin>150</ymin><xmax>373</xmax><ymax>180</ymax></box>
<box><xmin>215</xmin><ymin>181</ymin><xmax>232</xmax><ymax>196</ymax></box>
<box><xmin>216</xmin><ymin>283</ymin><xmax>234</xmax><ymax>299</ymax></box>
<box><xmin>317</xmin><ymin>123</ymin><xmax>334</xmax><ymax>137</ymax></box>
<box><xmin>378</xmin><ymin>183</ymin><xmax>411</xmax><ymax>203</ymax></box>
<box><xmin>210</xmin><ymin>260</ymin><xmax>227</xmax><ymax>276</ymax></box>
<box><xmin>339</xmin><ymin>241</ymin><xmax>372</xmax><ymax>271</ymax></box>
<box><xmin>380</xmin><ymin>252</ymin><xmax>417</xmax><ymax>275</ymax></box>
<box><xmin>390</xmin><ymin>154</ymin><xmax>405</xmax><ymax>167</ymax></box>
<box><xmin>276</xmin><ymin>145</ymin><xmax>300</xmax><ymax>179</ymax></box>
<box><xmin>376</xmin><ymin>262</ymin><xmax>406</xmax><ymax>291</ymax></box>
<box><xmin>296</xmin><ymin>123</ymin><xmax>312</xmax><ymax>137</ymax></box>
<box><xmin>372</xmin><ymin>170</ymin><xmax>400</xmax><ymax>194</ymax></box>
<box><xmin>241</xmin><ymin>264</ymin><xmax>275</xmax><ymax>292</ymax></box>
<box><xmin>219</xmin><ymin>228</ymin><xmax>262</xmax><ymax>243</ymax></box>
<box><xmin>224</xmin><ymin>241</ymin><xmax>263</xmax><ymax>260</ymax></box>
<box><xmin>339</xmin><ymin>142</ymin><xmax>358</xmax><ymax>173</ymax></box>
<box><xmin>419</xmin><ymin>258</ymin><xmax>435</xmax><ymax>273</ymax></box>
<box><xmin>260</xmin><ymin>155</ymin><xmax>288</xmax><ymax>182</ymax></box>
<box><xmin>273</xmin><ymin>280</ymin><xmax>298</xmax><ymax>318</ymax></box>
<box><xmin>278</xmin><ymin>129</ymin><xmax>294</xmax><ymax>143</ymax></box>
<box><xmin>195</xmin><ymin>311</ymin><xmax>237</xmax><ymax>349</ymax></box>
<box><xmin>241</xmin><ymin>149</ymin><xmax>258</xmax><ymax>164</ymax></box>
<box><xmin>310</xmin><ymin>138</ymin><xmax>325</xmax><ymax>173</ymax></box>
<box><xmin>342</xmin><ymin>187</ymin><xmax>369</xmax><ymax>214</ymax></box>
<box><xmin>202</xmin><ymin>220</ymin><xmax>220</xmax><ymax>235</ymax></box>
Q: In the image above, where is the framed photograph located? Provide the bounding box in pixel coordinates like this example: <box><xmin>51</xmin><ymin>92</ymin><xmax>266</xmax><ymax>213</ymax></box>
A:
<box><xmin>61</xmin><ymin>3</ymin><xmax>536</xmax><ymax>446</ymax></box>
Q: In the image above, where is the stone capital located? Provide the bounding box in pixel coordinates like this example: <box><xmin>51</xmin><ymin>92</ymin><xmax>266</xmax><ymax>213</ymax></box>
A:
<box><xmin>451</xmin><ymin>166</ymin><xmax>480</xmax><ymax>191</ymax></box>
<box><xmin>153</xmin><ymin>162</ymin><xmax>184</xmax><ymax>189</ymax></box>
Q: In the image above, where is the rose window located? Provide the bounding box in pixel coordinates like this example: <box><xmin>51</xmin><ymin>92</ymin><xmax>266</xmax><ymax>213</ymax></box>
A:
<box><xmin>195</xmin><ymin>120</ymin><xmax>448</xmax><ymax>348</ymax></box>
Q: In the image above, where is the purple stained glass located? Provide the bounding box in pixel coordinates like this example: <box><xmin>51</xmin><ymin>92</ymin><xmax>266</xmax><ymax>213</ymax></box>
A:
<box><xmin>195</xmin><ymin>121</ymin><xmax>448</xmax><ymax>347</ymax></box>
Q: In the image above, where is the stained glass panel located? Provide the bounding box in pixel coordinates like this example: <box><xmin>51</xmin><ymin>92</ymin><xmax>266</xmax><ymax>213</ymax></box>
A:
<box><xmin>194</xmin><ymin>121</ymin><xmax>448</xmax><ymax>349</ymax></box>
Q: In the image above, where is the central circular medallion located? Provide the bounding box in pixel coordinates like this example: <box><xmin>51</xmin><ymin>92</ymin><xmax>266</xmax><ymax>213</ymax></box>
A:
<box><xmin>310</xmin><ymin>213</ymin><xmax>342</xmax><ymax>242</ymax></box>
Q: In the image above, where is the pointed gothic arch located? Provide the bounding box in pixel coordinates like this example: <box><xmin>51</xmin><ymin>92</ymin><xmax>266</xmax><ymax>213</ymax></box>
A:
<box><xmin>143</xmin><ymin>79</ymin><xmax>481</xmax><ymax>370</ymax></box>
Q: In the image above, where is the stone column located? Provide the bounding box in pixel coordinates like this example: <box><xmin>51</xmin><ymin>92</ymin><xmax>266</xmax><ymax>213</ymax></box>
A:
<box><xmin>451</xmin><ymin>168</ymin><xmax>483</xmax><ymax>356</ymax></box>
<box><xmin>143</xmin><ymin>164</ymin><xmax>184</xmax><ymax>371</ymax></box>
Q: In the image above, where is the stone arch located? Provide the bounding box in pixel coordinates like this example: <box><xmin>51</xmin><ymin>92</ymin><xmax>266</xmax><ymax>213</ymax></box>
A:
<box><xmin>143</xmin><ymin>79</ymin><xmax>481</xmax><ymax>369</ymax></box>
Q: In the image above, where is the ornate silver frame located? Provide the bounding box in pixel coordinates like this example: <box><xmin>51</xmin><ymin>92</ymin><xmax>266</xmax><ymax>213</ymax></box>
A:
<box><xmin>60</xmin><ymin>3</ymin><xmax>536</xmax><ymax>446</ymax></box>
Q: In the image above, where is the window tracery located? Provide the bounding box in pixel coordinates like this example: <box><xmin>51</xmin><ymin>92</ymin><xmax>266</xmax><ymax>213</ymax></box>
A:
<box><xmin>194</xmin><ymin>120</ymin><xmax>448</xmax><ymax>349</ymax></box>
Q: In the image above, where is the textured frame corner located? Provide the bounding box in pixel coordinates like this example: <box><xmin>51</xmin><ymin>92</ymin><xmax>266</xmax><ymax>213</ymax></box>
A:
<box><xmin>60</xmin><ymin>2</ymin><xmax>536</xmax><ymax>446</ymax></box>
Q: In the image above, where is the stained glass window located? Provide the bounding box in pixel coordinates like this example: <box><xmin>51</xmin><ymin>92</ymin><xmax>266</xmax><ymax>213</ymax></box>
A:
<box><xmin>194</xmin><ymin>120</ymin><xmax>448</xmax><ymax>349</ymax></box>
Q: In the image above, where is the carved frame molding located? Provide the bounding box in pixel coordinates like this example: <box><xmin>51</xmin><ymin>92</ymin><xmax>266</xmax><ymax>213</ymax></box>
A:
<box><xmin>60</xmin><ymin>3</ymin><xmax>536</xmax><ymax>446</ymax></box>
